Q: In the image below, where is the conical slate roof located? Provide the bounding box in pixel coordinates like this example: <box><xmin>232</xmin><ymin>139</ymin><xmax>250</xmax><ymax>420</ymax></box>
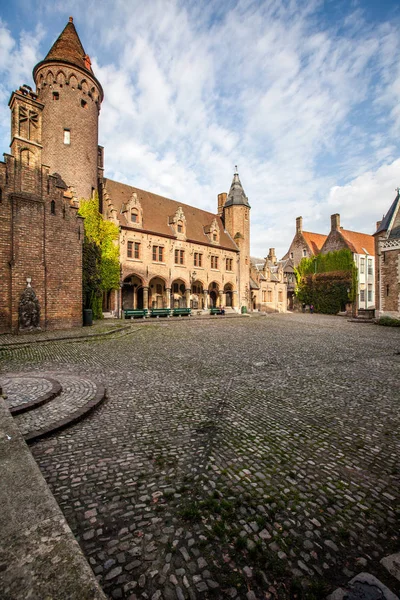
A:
<box><xmin>225</xmin><ymin>172</ymin><xmax>250</xmax><ymax>208</ymax></box>
<box><xmin>33</xmin><ymin>18</ymin><xmax>103</xmax><ymax>99</ymax></box>
<box><xmin>375</xmin><ymin>191</ymin><xmax>400</xmax><ymax>236</ymax></box>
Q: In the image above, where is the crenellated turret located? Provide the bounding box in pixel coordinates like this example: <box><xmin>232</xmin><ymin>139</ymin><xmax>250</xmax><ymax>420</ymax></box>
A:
<box><xmin>33</xmin><ymin>17</ymin><xmax>103</xmax><ymax>201</ymax></box>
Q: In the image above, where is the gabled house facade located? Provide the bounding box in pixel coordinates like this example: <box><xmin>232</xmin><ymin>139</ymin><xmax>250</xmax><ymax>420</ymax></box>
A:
<box><xmin>250</xmin><ymin>250</ymin><xmax>287</xmax><ymax>313</ymax></box>
<box><xmin>374</xmin><ymin>190</ymin><xmax>400</xmax><ymax>318</ymax></box>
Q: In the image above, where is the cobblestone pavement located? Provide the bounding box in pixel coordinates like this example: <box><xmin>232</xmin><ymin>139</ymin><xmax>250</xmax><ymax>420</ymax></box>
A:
<box><xmin>3</xmin><ymin>375</ymin><xmax>55</xmax><ymax>409</ymax></box>
<box><xmin>1</xmin><ymin>314</ymin><xmax>399</xmax><ymax>599</ymax></box>
<box><xmin>11</xmin><ymin>374</ymin><xmax>97</xmax><ymax>437</ymax></box>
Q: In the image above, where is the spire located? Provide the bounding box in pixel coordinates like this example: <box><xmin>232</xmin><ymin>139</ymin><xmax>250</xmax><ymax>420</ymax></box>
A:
<box><xmin>33</xmin><ymin>18</ymin><xmax>103</xmax><ymax>100</ymax></box>
<box><xmin>224</xmin><ymin>169</ymin><xmax>250</xmax><ymax>208</ymax></box>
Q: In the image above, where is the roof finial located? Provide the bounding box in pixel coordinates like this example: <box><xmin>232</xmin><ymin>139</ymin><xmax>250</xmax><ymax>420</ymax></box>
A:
<box><xmin>234</xmin><ymin>165</ymin><xmax>238</xmax><ymax>174</ymax></box>
<box><xmin>69</xmin><ymin>16</ymin><xmax>73</xmax><ymax>23</ymax></box>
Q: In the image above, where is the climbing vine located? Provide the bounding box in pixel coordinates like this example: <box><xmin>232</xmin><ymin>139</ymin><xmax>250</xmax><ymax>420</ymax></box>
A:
<box><xmin>295</xmin><ymin>249</ymin><xmax>357</xmax><ymax>314</ymax></box>
<box><xmin>78</xmin><ymin>194</ymin><xmax>120</xmax><ymax>319</ymax></box>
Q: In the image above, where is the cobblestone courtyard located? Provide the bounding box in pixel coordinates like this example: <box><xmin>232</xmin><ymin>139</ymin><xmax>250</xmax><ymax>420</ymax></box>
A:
<box><xmin>1</xmin><ymin>314</ymin><xmax>399</xmax><ymax>599</ymax></box>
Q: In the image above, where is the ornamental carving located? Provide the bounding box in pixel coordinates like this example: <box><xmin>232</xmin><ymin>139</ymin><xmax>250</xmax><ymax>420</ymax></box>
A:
<box><xmin>18</xmin><ymin>279</ymin><xmax>41</xmax><ymax>332</ymax></box>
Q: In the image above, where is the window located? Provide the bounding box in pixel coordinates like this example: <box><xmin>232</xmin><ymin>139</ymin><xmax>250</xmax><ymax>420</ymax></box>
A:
<box><xmin>213</xmin><ymin>232</ymin><xmax>217</xmax><ymax>241</ymax></box>
<box><xmin>194</xmin><ymin>252</ymin><xmax>203</xmax><ymax>267</ymax></box>
<box><xmin>63</xmin><ymin>129</ymin><xmax>70</xmax><ymax>145</ymax></box>
<box><xmin>302</xmin><ymin>249</ymin><xmax>307</xmax><ymax>257</ymax></box>
<box><xmin>290</xmin><ymin>252</ymin><xmax>294</xmax><ymax>259</ymax></box>
<box><xmin>360</xmin><ymin>258</ymin><xmax>365</xmax><ymax>274</ymax></box>
<box><xmin>262</xmin><ymin>290</ymin><xmax>266</xmax><ymax>302</ymax></box>
<box><xmin>360</xmin><ymin>289</ymin><xmax>365</xmax><ymax>302</ymax></box>
<box><xmin>53</xmin><ymin>91</ymin><xmax>59</xmax><ymax>100</ymax></box>
<box><xmin>131</xmin><ymin>210</ymin><xmax>138</xmax><ymax>223</ymax></box>
<box><xmin>386</xmin><ymin>284</ymin><xmax>390</xmax><ymax>296</ymax></box>
<box><xmin>278</xmin><ymin>291</ymin><xmax>283</xmax><ymax>302</ymax></box>
<box><xmin>226</xmin><ymin>258</ymin><xmax>233</xmax><ymax>271</ymax></box>
<box><xmin>267</xmin><ymin>290</ymin><xmax>272</xmax><ymax>302</ymax></box>
<box><xmin>368</xmin><ymin>286</ymin><xmax>373</xmax><ymax>302</ymax></box>
<box><xmin>177</xmin><ymin>221</ymin><xmax>183</xmax><ymax>233</ymax></box>
<box><xmin>152</xmin><ymin>246</ymin><xmax>164</xmax><ymax>262</ymax></box>
<box><xmin>174</xmin><ymin>249</ymin><xmax>184</xmax><ymax>264</ymax></box>
<box><xmin>211</xmin><ymin>255</ymin><xmax>219</xmax><ymax>269</ymax></box>
<box><xmin>367</xmin><ymin>259</ymin><xmax>373</xmax><ymax>275</ymax></box>
<box><xmin>81</xmin><ymin>99</ymin><xmax>87</xmax><ymax>108</ymax></box>
<box><xmin>50</xmin><ymin>200</ymin><xmax>56</xmax><ymax>215</ymax></box>
<box><xmin>127</xmin><ymin>241</ymin><xmax>140</xmax><ymax>259</ymax></box>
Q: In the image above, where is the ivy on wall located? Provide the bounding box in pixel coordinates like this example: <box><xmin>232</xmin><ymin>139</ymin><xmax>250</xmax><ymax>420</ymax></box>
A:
<box><xmin>295</xmin><ymin>249</ymin><xmax>358</xmax><ymax>314</ymax></box>
<box><xmin>78</xmin><ymin>194</ymin><xmax>120</xmax><ymax>319</ymax></box>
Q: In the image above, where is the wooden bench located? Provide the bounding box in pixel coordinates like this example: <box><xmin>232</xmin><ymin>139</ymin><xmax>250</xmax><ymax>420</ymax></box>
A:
<box><xmin>173</xmin><ymin>308</ymin><xmax>191</xmax><ymax>317</ymax></box>
<box><xmin>124</xmin><ymin>309</ymin><xmax>148</xmax><ymax>319</ymax></box>
<box><xmin>150</xmin><ymin>308</ymin><xmax>171</xmax><ymax>318</ymax></box>
<box><xmin>210</xmin><ymin>307</ymin><xmax>225</xmax><ymax>315</ymax></box>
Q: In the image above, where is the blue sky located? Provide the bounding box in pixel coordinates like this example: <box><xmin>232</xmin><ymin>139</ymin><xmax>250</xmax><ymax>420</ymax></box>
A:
<box><xmin>1</xmin><ymin>0</ymin><xmax>400</xmax><ymax>258</ymax></box>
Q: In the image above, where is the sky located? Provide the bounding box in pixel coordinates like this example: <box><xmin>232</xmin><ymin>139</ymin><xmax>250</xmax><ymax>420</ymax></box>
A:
<box><xmin>1</xmin><ymin>0</ymin><xmax>400</xmax><ymax>259</ymax></box>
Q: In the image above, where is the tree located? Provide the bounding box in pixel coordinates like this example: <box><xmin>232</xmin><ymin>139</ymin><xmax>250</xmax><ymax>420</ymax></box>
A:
<box><xmin>78</xmin><ymin>194</ymin><xmax>120</xmax><ymax>319</ymax></box>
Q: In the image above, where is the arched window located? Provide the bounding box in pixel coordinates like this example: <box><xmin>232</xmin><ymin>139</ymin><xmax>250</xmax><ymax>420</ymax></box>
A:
<box><xmin>131</xmin><ymin>210</ymin><xmax>138</xmax><ymax>223</ymax></box>
<box><xmin>177</xmin><ymin>220</ymin><xmax>183</xmax><ymax>233</ymax></box>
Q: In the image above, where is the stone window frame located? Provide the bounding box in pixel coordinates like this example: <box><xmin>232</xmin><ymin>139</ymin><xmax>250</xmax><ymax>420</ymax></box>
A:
<box><xmin>360</xmin><ymin>257</ymin><xmax>365</xmax><ymax>274</ymax></box>
<box><xmin>194</xmin><ymin>252</ymin><xmax>203</xmax><ymax>267</ymax></box>
<box><xmin>367</xmin><ymin>259</ymin><xmax>373</xmax><ymax>275</ymax></box>
<box><xmin>211</xmin><ymin>255</ymin><xmax>219</xmax><ymax>270</ymax></box>
<box><xmin>226</xmin><ymin>258</ymin><xmax>233</xmax><ymax>271</ymax></box>
<box><xmin>127</xmin><ymin>241</ymin><xmax>141</xmax><ymax>260</ymax></box>
<box><xmin>152</xmin><ymin>245</ymin><xmax>164</xmax><ymax>262</ymax></box>
<box><xmin>174</xmin><ymin>249</ymin><xmax>185</xmax><ymax>265</ymax></box>
<box><xmin>360</xmin><ymin>289</ymin><xmax>365</xmax><ymax>302</ymax></box>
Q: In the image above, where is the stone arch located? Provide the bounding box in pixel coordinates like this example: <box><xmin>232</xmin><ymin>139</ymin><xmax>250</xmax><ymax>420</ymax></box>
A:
<box><xmin>208</xmin><ymin>281</ymin><xmax>220</xmax><ymax>308</ymax></box>
<box><xmin>191</xmin><ymin>279</ymin><xmax>205</xmax><ymax>310</ymax></box>
<box><xmin>149</xmin><ymin>276</ymin><xmax>168</xmax><ymax>309</ymax></box>
<box><xmin>171</xmin><ymin>278</ymin><xmax>189</xmax><ymax>308</ymax></box>
<box><xmin>56</xmin><ymin>70</ymin><xmax>66</xmax><ymax>85</ymax></box>
<box><xmin>122</xmin><ymin>274</ymin><xmax>144</xmax><ymax>310</ymax></box>
<box><xmin>68</xmin><ymin>74</ymin><xmax>78</xmax><ymax>90</ymax></box>
<box><xmin>80</xmin><ymin>79</ymin><xmax>89</xmax><ymax>94</ymax></box>
<box><xmin>224</xmin><ymin>282</ymin><xmax>235</xmax><ymax>308</ymax></box>
<box><xmin>45</xmin><ymin>70</ymin><xmax>54</xmax><ymax>85</ymax></box>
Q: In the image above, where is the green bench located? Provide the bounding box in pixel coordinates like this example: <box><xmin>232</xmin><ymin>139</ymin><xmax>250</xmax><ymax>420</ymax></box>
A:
<box><xmin>150</xmin><ymin>308</ymin><xmax>171</xmax><ymax>318</ymax></box>
<box><xmin>173</xmin><ymin>308</ymin><xmax>191</xmax><ymax>317</ymax></box>
<box><xmin>210</xmin><ymin>307</ymin><xmax>225</xmax><ymax>315</ymax></box>
<box><xmin>124</xmin><ymin>309</ymin><xmax>148</xmax><ymax>319</ymax></box>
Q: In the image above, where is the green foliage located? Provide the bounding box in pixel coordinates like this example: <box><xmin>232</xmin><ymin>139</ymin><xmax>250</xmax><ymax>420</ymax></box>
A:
<box><xmin>377</xmin><ymin>316</ymin><xmax>400</xmax><ymax>327</ymax></box>
<box><xmin>295</xmin><ymin>249</ymin><xmax>357</xmax><ymax>314</ymax></box>
<box><xmin>78</xmin><ymin>194</ymin><xmax>120</xmax><ymax>318</ymax></box>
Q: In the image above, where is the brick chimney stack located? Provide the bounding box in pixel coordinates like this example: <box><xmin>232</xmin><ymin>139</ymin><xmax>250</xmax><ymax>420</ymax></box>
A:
<box><xmin>331</xmin><ymin>213</ymin><xmax>340</xmax><ymax>231</ymax></box>
<box><xmin>268</xmin><ymin>248</ymin><xmax>277</xmax><ymax>264</ymax></box>
<box><xmin>376</xmin><ymin>220</ymin><xmax>382</xmax><ymax>231</ymax></box>
<box><xmin>296</xmin><ymin>216</ymin><xmax>303</xmax><ymax>233</ymax></box>
<box><xmin>217</xmin><ymin>192</ymin><xmax>227</xmax><ymax>217</ymax></box>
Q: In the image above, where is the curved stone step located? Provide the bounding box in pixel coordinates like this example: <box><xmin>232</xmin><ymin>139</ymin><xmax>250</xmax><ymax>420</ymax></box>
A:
<box><xmin>11</xmin><ymin>374</ymin><xmax>106</xmax><ymax>443</ymax></box>
<box><xmin>2</xmin><ymin>375</ymin><xmax>62</xmax><ymax>415</ymax></box>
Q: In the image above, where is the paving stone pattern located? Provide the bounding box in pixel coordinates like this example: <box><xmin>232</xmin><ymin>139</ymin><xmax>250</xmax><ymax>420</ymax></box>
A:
<box><xmin>12</xmin><ymin>374</ymin><xmax>97</xmax><ymax>437</ymax></box>
<box><xmin>2</xmin><ymin>375</ymin><xmax>54</xmax><ymax>409</ymax></box>
<box><xmin>1</xmin><ymin>314</ymin><xmax>399</xmax><ymax>599</ymax></box>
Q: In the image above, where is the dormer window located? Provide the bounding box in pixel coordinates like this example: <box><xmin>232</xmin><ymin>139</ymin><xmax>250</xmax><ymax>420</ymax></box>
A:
<box><xmin>177</xmin><ymin>221</ymin><xmax>183</xmax><ymax>233</ymax></box>
<box><xmin>169</xmin><ymin>207</ymin><xmax>186</xmax><ymax>237</ymax></box>
<box><xmin>131</xmin><ymin>210</ymin><xmax>138</xmax><ymax>223</ymax></box>
<box><xmin>213</xmin><ymin>232</ymin><xmax>217</xmax><ymax>241</ymax></box>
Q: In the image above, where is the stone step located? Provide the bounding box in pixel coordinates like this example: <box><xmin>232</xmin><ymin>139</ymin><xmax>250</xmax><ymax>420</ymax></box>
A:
<box><xmin>10</xmin><ymin>373</ymin><xmax>106</xmax><ymax>443</ymax></box>
<box><xmin>2</xmin><ymin>375</ymin><xmax>62</xmax><ymax>415</ymax></box>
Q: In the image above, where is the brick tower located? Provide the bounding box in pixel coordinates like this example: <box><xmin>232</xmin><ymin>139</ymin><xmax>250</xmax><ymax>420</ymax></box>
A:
<box><xmin>222</xmin><ymin>169</ymin><xmax>251</xmax><ymax>310</ymax></box>
<box><xmin>33</xmin><ymin>17</ymin><xmax>103</xmax><ymax>201</ymax></box>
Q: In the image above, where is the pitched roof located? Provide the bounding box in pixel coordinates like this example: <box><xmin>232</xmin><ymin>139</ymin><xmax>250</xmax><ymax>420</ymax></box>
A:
<box><xmin>302</xmin><ymin>231</ymin><xmax>327</xmax><ymax>254</ymax></box>
<box><xmin>103</xmin><ymin>178</ymin><xmax>239</xmax><ymax>252</ymax></box>
<box><xmin>375</xmin><ymin>191</ymin><xmax>400</xmax><ymax>237</ymax></box>
<box><xmin>339</xmin><ymin>229</ymin><xmax>375</xmax><ymax>255</ymax></box>
<box><xmin>224</xmin><ymin>172</ymin><xmax>250</xmax><ymax>208</ymax></box>
<box><xmin>33</xmin><ymin>18</ymin><xmax>103</xmax><ymax>99</ymax></box>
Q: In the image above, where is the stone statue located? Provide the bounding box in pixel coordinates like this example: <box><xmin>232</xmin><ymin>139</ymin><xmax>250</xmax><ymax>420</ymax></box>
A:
<box><xmin>18</xmin><ymin>278</ymin><xmax>41</xmax><ymax>331</ymax></box>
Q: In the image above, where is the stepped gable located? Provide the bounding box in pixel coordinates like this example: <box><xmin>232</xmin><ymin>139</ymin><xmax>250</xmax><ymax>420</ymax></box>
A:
<box><xmin>339</xmin><ymin>229</ymin><xmax>375</xmax><ymax>255</ymax></box>
<box><xmin>302</xmin><ymin>231</ymin><xmax>327</xmax><ymax>254</ymax></box>
<box><xmin>103</xmin><ymin>178</ymin><xmax>239</xmax><ymax>251</ymax></box>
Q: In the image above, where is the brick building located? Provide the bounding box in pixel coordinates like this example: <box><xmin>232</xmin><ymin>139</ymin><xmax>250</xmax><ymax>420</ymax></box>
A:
<box><xmin>374</xmin><ymin>190</ymin><xmax>400</xmax><ymax>317</ymax></box>
<box><xmin>250</xmin><ymin>250</ymin><xmax>287</xmax><ymax>313</ymax></box>
<box><xmin>283</xmin><ymin>214</ymin><xmax>375</xmax><ymax>311</ymax></box>
<box><xmin>0</xmin><ymin>18</ymin><xmax>287</xmax><ymax>332</ymax></box>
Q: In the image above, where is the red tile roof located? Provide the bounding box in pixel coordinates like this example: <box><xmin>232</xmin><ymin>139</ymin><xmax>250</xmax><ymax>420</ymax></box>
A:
<box><xmin>339</xmin><ymin>229</ymin><xmax>375</xmax><ymax>255</ymax></box>
<box><xmin>103</xmin><ymin>178</ymin><xmax>239</xmax><ymax>252</ymax></box>
<box><xmin>302</xmin><ymin>231</ymin><xmax>327</xmax><ymax>254</ymax></box>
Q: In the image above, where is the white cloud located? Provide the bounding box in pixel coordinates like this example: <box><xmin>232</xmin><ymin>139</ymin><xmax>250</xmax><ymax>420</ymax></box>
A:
<box><xmin>1</xmin><ymin>1</ymin><xmax>400</xmax><ymax>261</ymax></box>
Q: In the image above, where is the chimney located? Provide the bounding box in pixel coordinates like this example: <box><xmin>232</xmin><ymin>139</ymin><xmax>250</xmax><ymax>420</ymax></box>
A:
<box><xmin>331</xmin><ymin>213</ymin><xmax>340</xmax><ymax>232</ymax></box>
<box><xmin>376</xmin><ymin>220</ymin><xmax>382</xmax><ymax>231</ymax></box>
<box><xmin>217</xmin><ymin>192</ymin><xmax>227</xmax><ymax>217</ymax></box>
<box><xmin>268</xmin><ymin>248</ymin><xmax>277</xmax><ymax>264</ymax></box>
<box><xmin>296</xmin><ymin>216</ymin><xmax>303</xmax><ymax>234</ymax></box>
